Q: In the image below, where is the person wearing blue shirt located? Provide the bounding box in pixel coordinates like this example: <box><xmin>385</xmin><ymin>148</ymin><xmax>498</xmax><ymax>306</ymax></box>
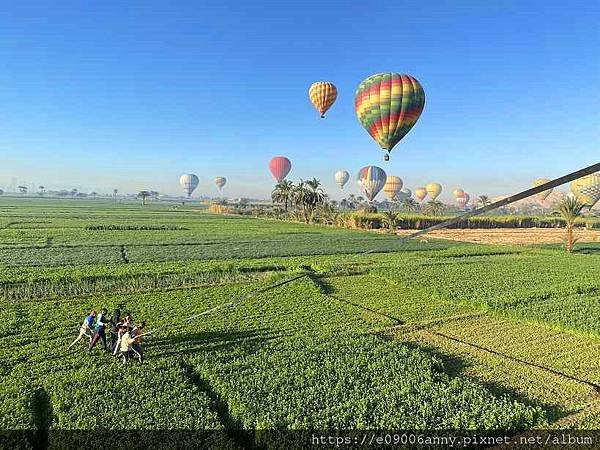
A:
<box><xmin>68</xmin><ymin>311</ymin><xmax>97</xmax><ymax>349</ymax></box>
<box><xmin>89</xmin><ymin>308</ymin><xmax>110</xmax><ymax>352</ymax></box>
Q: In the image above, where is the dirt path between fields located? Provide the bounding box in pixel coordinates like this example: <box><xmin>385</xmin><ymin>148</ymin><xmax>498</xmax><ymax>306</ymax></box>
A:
<box><xmin>396</xmin><ymin>228</ymin><xmax>600</xmax><ymax>246</ymax></box>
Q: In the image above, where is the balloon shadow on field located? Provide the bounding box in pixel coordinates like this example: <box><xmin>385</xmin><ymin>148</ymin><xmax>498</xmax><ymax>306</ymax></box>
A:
<box><xmin>148</xmin><ymin>329</ymin><xmax>279</xmax><ymax>359</ymax></box>
<box><xmin>399</xmin><ymin>338</ymin><xmax>572</xmax><ymax>424</ymax></box>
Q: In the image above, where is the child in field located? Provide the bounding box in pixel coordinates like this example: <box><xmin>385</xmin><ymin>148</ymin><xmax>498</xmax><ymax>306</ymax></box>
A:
<box><xmin>89</xmin><ymin>308</ymin><xmax>110</xmax><ymax>352</ymax></box>
<box><xmin>68</xmin><ymin>310</ymin><xmax>96</xmax><ymax>349</ymax></box>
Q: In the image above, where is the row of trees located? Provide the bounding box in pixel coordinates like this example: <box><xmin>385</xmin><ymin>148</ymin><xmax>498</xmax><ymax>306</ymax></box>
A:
<box><xmin>271</xmin><ymin>179</ymin><xmax>326</xmax><ymax>223</ymax></box>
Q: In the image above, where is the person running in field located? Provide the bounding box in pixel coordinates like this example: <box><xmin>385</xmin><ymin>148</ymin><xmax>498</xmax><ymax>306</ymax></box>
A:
<box><xmin>68</xmin><ymin>310</ymin><xmax>96</xmax><ymax>349</ymax></box>
<box><xmin>113</xmin><ymin>314</ymin><xmax>133</xmax><ymax>358</ymax></box>
<box><xmin>130</xmin><ymin>321</ymin><xmax>146</xmax><ymax>364</ymax></box>
<box><xmin>88</xmin><ymin>308</ymin><xmax>110</xmax><ymax>352</ymax></box>
<box><xmin>109</xmin><ymin>308</ymin><xmax>121</xmax><ymax>353</ymax></box>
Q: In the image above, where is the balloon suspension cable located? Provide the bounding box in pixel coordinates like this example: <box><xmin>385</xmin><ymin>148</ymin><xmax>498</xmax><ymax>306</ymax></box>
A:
<box><xmin>407</xmin><ymin>161</ymin><xmax>600</xmax><ymax>239</ymax></box>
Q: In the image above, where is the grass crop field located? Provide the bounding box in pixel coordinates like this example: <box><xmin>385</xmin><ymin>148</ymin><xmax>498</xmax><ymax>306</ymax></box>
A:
<box><xmin>2</xmin><ymin>197</ymin><xmax>600</xmax><ymax>447</ymax></box>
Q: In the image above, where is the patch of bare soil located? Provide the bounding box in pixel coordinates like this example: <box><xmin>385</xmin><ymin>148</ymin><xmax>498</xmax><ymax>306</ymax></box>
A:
<box><xmin>396</xmin><ymin>228</ymin><xmax>600</xmax><ymax>246</ymax></box>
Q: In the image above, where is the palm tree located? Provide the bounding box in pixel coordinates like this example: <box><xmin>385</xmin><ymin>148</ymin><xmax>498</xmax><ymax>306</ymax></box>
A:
<box><xmin>381</xmin><ymin>210</ymin><xmax>398</xmax><ymax>232</ymax></box>
<box><xmin>556</xmin><ymin>196</ymin><xmax>585</xmax><ymax>253</ymax></box>
<box><xmin>423</xmin><ymin>200</ymin><xmax>445</xmax><ymax>217</ymax></box>
<box><xmin>18</xmin><ymin>185</ymin><xmax>28</xmax><ymax>194</ymax></box>
<box><xmin>271</xmin><ymin>180</ymin><xmax>294</xmax><ymax>212</ymax></box>
<box><xmin>401</xmin><ymin>198</ymin><xmax>419</xmax><ymax>213</ymax></box>
<box><xmin>292</xmin><ymin>178</ymin><xmax>326</xmax><ymax>224</ymax></box>
<box><xmin>38</xmin><ymin>185</ymin><xmax>45</xmax><ymax>195</ymax></box>
<box><xmin>138</xmin><ymin>190</ymin><xmax>150</xmax><ymax>206</ymax></box>
<box><xmin>477</xmin><ymin>195</ymin><xmax>491</xmax><ymax>207</ymax></box>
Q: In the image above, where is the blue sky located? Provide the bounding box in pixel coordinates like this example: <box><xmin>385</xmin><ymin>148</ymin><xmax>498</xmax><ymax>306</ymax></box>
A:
<box><xmin>0</xmin><ymin>0</ymin><xmax>598</xmax><ymax>200</ymax></box>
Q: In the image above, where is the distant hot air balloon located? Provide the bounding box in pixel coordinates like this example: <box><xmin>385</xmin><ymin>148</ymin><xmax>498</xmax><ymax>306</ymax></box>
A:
<box><xmin>355</xmin><ymin>73</ymin><xmax>425</xmax><ymax>161</ymax></box>
<box><xmin>453</xmin><ymin>188</ymin><xmax>465</xmax><ymax>199</ymax></box>
<box><xmin>215</xmin><ymin>177</ymin><xmax>227</xmax><ymax>191</ymax></box>
<box><xmin>426</xmin><ymin>183</ymin><xmax>442</xmax><ymax>201</ymax></box>
<box><xmin>180</xmin><ymin>174</ymin><xmax>199</xmax><ymax>198</ymax></box>
<box><xmin>334</xmin><ymin>170</ymin><xmax>350</xmax><ymax>189</ymax></box>
<box><xmin>383</xmin><ymin>176</ymin><xmax>403</xmax><ymax>201</ymax></box>
<box><xmin>269</xmin><ymin>156</ymin><xmax>292</xmax><ymax>182</ymax></box>
<box><xmin>415</xmin><ymin>187</ymin><xmax>428</xmax><ymax>202</ymax></box>
<box><xmin>396</xmin><ymin>188</ymin><xmax>412</xmax><ymax>201</ymax></box>
<box><xmin>357</xmin><ymin>166</ymin><xmax>387</xmax><ymax>201</ymax></box>
<box><xmin>309</xmin><ymin>82</ymin><xmax>338</xmax><ymax>118</ymax></box>
<box><xmin>456</xmin><ymin>192</ymin><xmax>469</xmax><ymax>209</ymax></box>
<box><xmin>532</xmin><ymin>178</ymin><xmax>552</xmax><ymax>202</ymax></box>
<box><xmin>571</xmin><ymin>173</ymin><xmax>600</xmax><ymax>208</ymax></box>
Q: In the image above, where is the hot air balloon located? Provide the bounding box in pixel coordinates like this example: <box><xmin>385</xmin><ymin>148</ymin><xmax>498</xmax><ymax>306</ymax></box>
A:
<box><xmin>426</xmin><ymin>183</ymin><xmax>442</xmax><ymax>201</ymax></box>
<box><xmin>357</xmin><ymin>166</ymin><xmax>387</xmax><ymax>201</ymax></box>
<box><xmin>532</xmin><ymin>178</ymin><xmax>552</xmax><ymax>202</ymax></box>
<box><xmin>355</xmin><ymin>73</ymin><xmax>425</xmax><ymax>161</ymax></box>
<box><xmin>180</xmin><ymin>174</ymin><xmax>199</xmax><ymax>198</ymax></box>
<box><xmin>396</xmin><ymin>188</ymin><xmax>412</xmax><ymax>201</ymax></box>
<box><xmin>383</xmin><ymin>176</ymin><xmax>403</xmax><ymax>201</ymax></box>
<box><xmin>453</xmin><ymin>188</ymin><xmax>465</xmax><ymax>199</ymax></box>
<box><xmin>215</xmin><ymin>177</ymin><xmax>227</xmax><ymax>191</ymax></box>
<box><xmin>309</xmin><ymin>82</ymin><xmax>337</xmax><ymax>118</ymax></box>
<box><xmin>571</xmin><ymin>173</ymin><xmax>600</xmax><ymax>208</ymax></box>
<box><xmin>269</xmin><ymin>156</ymin><xmax>292</xmax><ymax>182</ymax></box>
<box><xmin>334</xmin><ymin>170</ymin><xmax>350</xmax><ymax>189</ymax></box>
<box><xmin>456</xmin><ymin>192</ymin><xmax>469</xmax><ymax>209</ymax></box>
<box><xmin>415</xmin><ymin>187</ymin><xmax>427</xmax><ymax>202</ymax></box>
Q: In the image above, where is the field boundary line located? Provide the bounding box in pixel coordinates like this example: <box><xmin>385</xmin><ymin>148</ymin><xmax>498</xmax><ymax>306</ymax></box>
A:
<box><xmin>389</xmin><ymin>312</ymin><xmax>486</xmax><ymax>334</ymax></box>
<box><xmin>420</xmin><ymin>329</ymin><xmax>600</xmax><ymax>393</ymax></box>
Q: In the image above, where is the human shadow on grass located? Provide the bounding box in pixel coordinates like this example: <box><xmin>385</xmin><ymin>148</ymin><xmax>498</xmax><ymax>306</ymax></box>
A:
<box><xmin>398</xmin><ymin>337</ymin><xmax>577</xmax><ymax>424</ymax></box>
<box><xmin>148</xmin><ymin>329</ymin><xmax>280</xmax><ymax>359</ymax></box>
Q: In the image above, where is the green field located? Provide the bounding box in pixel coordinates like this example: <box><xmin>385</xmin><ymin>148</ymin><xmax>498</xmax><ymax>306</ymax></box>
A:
<box><xmin>2</xmin><ymin>198</ymin><xmax>600</xmax><ymax>446</ymax></box>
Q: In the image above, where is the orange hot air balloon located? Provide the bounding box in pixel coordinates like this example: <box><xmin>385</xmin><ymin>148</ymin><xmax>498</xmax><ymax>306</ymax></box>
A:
<box><xmin>309</xmin><ymin>82</ymin><xmax>338</xmax><ymax>118</ymax></box>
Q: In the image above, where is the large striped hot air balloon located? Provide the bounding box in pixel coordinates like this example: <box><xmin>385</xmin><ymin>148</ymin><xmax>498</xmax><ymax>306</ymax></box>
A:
<box><xmin>571</xmin><ymin>173</ymin><xmax>600</xmax><ymax>208</ymax></box>
<box><xmin>383</xmin><ymin>176</ymin><xmax>403</xmax><ymax>201</ymax></box>
<box><xmin>309</xmin><ymin>82</ymin><xmax>337</xmax><ymax>118</ymax></box>
<box><xmin>532</xmin><ymin>178</ymin><xmax>552</xmax><ymax>202</ymax></box>
<box><xmin>426</xmin><ymin>183</ymin><xmax>442</xmax><ymax>201</ymax></box>
<box><xmin>415</xmin><ymin>187</ymin><xmax>427</xmax><ymax>202</ymax></box>
<box><xmin>215</xmin><ymin>177</ymin><xmax>227</xmax><ymax>191</ymax></box>
<box><xmin>180</xmin><ymin>174</ymin><xmax>199</xmax><ymax>198</ymax></box>
<box><xmin>335</xmin><ymin>170</ymin><xmax>350</xmax><ymax>189</ymax></box>
<box><xmin>269</xmin><ymin>156</ymin><xmax>292</xmax><ymax>182</ymax></box>
<box><xmin>355</xmin><ymin>73</ymin><xmax>425</xmax><ymax>161</ymax></box>
<box><xmin>357</xmin><ymin>166</ymin><xmax>387</xmax><ymax>201</ymax></box>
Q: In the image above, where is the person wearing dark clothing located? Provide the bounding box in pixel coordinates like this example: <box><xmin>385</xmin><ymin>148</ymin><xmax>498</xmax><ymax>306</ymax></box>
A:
<box><xmin>109</xmin><ymin>309</ymin><xmax>121</xmax><ymax>353</ymax></box>
<box><xmin>89</xmin><ymin>308</ymin><xmax>110</xmax><ymax>352</ymax></box>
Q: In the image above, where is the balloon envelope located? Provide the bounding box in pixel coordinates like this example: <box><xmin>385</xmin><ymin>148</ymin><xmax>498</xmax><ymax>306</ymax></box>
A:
<box><xmin>426</xmin><ymin>183</ymin><xmax>442</xmax><ymax>201</ymax></box>
<box><xmin>415</xmin><ymin>187</ymin><xmax>427</xmax><ymax>202</ymax></box>
<box><xmin>269</xmin><ymin>157</ymin><xmax>292</xmax><ymax>182</ymax></box>
<box><xmin>215</xmin><ymin>177</ymin><xmax>227</xmax><ymax>190</ymax></box>
<box><xmin>309</xmin><ymin>82</ymin><xmax>338</xmax><ymax>118</ymax></box>
<box><xmin>453</xmin><ymin>188</ymin><xmax>465</xmax><ymax>199</ymax></box>
<box><xmin>570</xmin><ymin>173</ymin><xmax>600</xmax><ymax>207</ymax></box>
<box><xmin>357</xmin><ymin>166</ymin><xmax>387</xmax><ymax>201</ymax></box>
<box><xmin>180</xmin><ymin>174</ymin><xmax>199</xmax><ymax>198</ymax></box>
<box><xmin>396</xmin><ymin>188</ymin><xmax>411</xmax><ymax>201</ymax></box>
<box><xmin>383</xmin><ymin>176</ymin><xmax>403</xmax><ymax>200</ymax></box>
<box><xmin>335</xmin><ymin>170</ymin><xmax>350</xmax><ymax>189</ymax></box>
<box><xmin>355</xmin><ymin>73</ymin><xmax>425</xmax><ymax>159</ymax></box>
